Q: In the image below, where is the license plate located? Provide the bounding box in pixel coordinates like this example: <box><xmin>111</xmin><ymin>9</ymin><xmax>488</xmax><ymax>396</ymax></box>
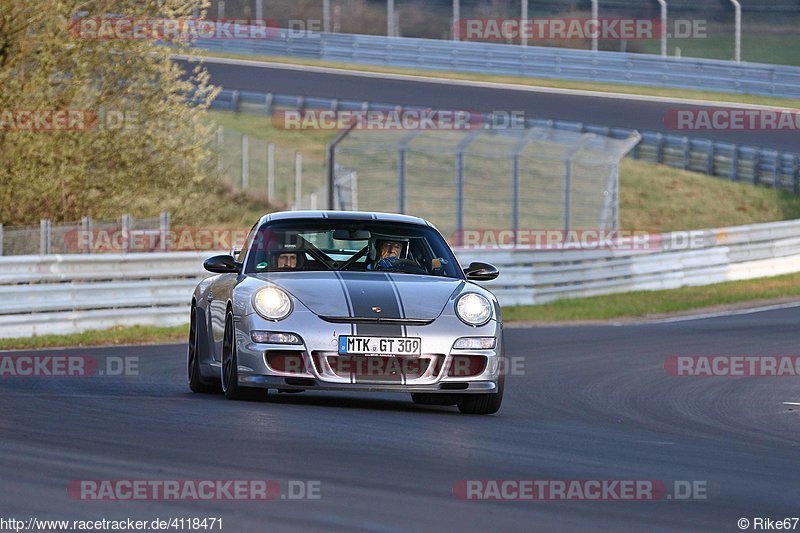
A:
<box><xmin>338</xmin><ymin>336</ymin><xmax>421</xmax><ymax>356</ymax></box>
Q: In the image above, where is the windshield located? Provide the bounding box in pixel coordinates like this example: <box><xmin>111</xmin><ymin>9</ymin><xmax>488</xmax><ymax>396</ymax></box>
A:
<box><xmin>243</xmin><ymin>220</ymin><xmax>464</xmax><ymax>278</ymax></box>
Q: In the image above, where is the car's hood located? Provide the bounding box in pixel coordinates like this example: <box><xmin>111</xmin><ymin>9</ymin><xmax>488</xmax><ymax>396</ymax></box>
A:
<box><xmin>253</xmin><ymin>271</ymin><xmax>466</xmax><ymax>320</ymax></box>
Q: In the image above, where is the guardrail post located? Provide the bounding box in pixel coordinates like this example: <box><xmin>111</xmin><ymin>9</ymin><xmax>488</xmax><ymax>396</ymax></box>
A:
<box><xmin>40</xmin><ymin>219</ymin><xmax>51</xmax><ymax>255</ymax></box>
<box><xmin>231</xmin><ymin>90</ymin><xmax>240</xmax><ymax>112</ymax></box>
<box><xmin>706</xmin><ymin>142</ymin><xmax>715</xmax><ymax>175</ymax></box>
<box><xmin>265</xmin><ymin>93</ymin><xmax>273</xmax><ymax>115</ymax></box>
<box><xmin>242</xmin><ymin>134</ymin><xmax>249</xmax><ymax>189</ymax></box>
<box><xmin>0</xmin><ymin>223</ymin><xmax>3</xmax><ymax>256</ymax></box>
<box><xmin>81</xmin><ymin>216</ymin><xmax>92</xmax><ymax>254</ymax></box>
<box><xmin>772</xmin><ymin>152</ymin><xmax>780</xmax><ymax>189</ymax></box>
<box><xmin>121</xmin><ymin>214</ymin><xmax>131</xmax><ymax>253</ymax></box>
<box><xmin>682</xmin><ymin>137</ymin><xmax>690</xmax><ymax>169</ymax></box>
<box><xmin>753</xmin><ymin>150</ymin><xmax>761</xmax><ymax>186</ymax></box>
<box><xmin>159</xmin><ymin>212</ymin><xmax>170</xmax><ymax>252</ymax></box>
<box><xmin>656</xmin><ymin>133</ymin><xmax>665</xmax><ymax>164</ymax></box>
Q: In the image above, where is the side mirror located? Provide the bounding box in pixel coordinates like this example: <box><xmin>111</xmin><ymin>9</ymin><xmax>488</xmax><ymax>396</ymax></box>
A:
<box><xmin>463</xmin><ymin>261</ymin><xmax>499</xmax><ymax>281</ymax></box>
<box><xmin>204</xmin><ymin>254</ymin><xmax>241</xmax><ymax>274</ymax></box>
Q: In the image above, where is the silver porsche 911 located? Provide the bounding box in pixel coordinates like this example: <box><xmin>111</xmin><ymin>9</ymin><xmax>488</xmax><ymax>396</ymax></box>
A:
<box><xmin>187</xmin><ymin>210</ymin><xmax>504</xmax><ymax>414</ymax></box>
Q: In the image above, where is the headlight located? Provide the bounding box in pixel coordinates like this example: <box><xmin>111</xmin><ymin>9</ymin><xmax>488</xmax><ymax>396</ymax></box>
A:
<box><xmin>455</xmin><ymin>293</ymin><xmax>492</xmax><ymax>326</ymax></box>
<box><xmin>253</xmin><ymin>287</ymin><xmax>293</xmax><ymax>321</ymax></box>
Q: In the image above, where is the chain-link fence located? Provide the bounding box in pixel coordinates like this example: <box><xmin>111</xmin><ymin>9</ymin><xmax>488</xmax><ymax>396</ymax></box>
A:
<box><xmin>0</xmin><ymin>215</ymin><xmax>167</xmax><ymax>256</ymax></box>
<box><xmin>330</xmin><ymin>126</ymin><xmax>640</xmax><ymax>243</ymax></box>
<box><xmin>215</xmin><ymin>126</ymin><xmax>324</xmax><ymax>209</ymax></box>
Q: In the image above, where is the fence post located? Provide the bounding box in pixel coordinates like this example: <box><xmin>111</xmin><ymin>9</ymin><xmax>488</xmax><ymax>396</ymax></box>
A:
<box><xmin>81</xmin><ymin>216</ymin><xmax>92</xmax><ymax>253</ymax></box>
<box><xmin>217</xmin><ymin>126</ymin><xmax>224</xmax><ymax>176</ymax></box>
<box><xmin>242</xmin><ymin>134</ymin><xmax>249</xmax><ymax>189</ymax></box>
<box><xmin>255</xmin><ymin>0</ymin><xmax>263</xmax><ymax>20</ymax></box>
<box><xmin>397</xmin><ymin>148</ymin><xmax>406</xmax><ymax>214</ymax></box>
<box><xmin>793</xmin><ymin>154</ymin><xmax>799</xmax><ymax>195</ymax></box>
<box><xmin>395</xmin><ymin>129</ymin><xmax>421</xmax><ymax>215</ymax></box>
<box><xmin>40</xmin><ymin>219</ymin><xmax>51</xmax><ymax>255</ymax></box>
<box><xmin>160</xmin><ymin>212</ymin><xmax>170</xmax><ymax>252</ymax></box>
<box><xmin>121</xmin><ymin>214</ymin><xmax>131</xmax><ymax>253</ymax></box>
<box><xmin>295</xmin><ymin>151</ymin><xmax>302</xmax><ymax>209</ymax></box>
<box><xmin>0</xmin><ymin>223</ymin><xmax>3</xmax><ymax>256</ymax></box>
<box><xmin>731</xmin><ymin>145</ymin><xmax>739</xmax><ymax>182</ymax></box>
<box><xmin>455</xmin><ymin>151</ymin><xmax>464</xmax><ymax>241</ymax></box>
<box><xmin>325</xmin><ymin>121</ymin><xmax>358</xmax><ymax>210</ymax></box>
<box><xmin>267</xmin><ymin>142</ymin><xmax>275</xmax><ymax>204</ymax></box>
<box><xmin>218</xmin><ymin>0</ymin><xmax>225</xmax><ymax>19</ymax></box>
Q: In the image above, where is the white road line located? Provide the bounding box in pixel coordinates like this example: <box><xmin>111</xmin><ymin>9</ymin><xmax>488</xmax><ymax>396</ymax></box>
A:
<box><xmin>641</xmin><ymin>301</ymin><xmax>800</xmax><ymax>325</ymax></box>
<box><xmin>177</xmin><ymin>53</ymin><xmax>799</xmax><ymax>111</ymax></box>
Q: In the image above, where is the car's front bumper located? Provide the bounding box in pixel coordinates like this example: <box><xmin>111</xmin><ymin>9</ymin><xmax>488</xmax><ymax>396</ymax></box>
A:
<box><xmin>231</xmin><ymin>309</ymin><xmax>503</xmax><ymax>394</ymax></box>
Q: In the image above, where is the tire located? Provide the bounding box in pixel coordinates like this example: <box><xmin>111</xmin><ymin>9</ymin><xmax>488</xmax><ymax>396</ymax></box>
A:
<box><xmin>411</xmin><ymin>393</ymin><xmax>459</xmax><ymax>406</ymax></box>
<box><xmin>188</xmin><ymin>304</ymin><xmax>221</xmax><ymax>394</ymax></box>
<box><xmin>457</xmin><ymin>374</ymin><xmax>504</xmax><ymax>415</ymax></box>
<box><xmin>221</xmin><ymin>310</ymin><xmax>267</xmax><ymax>401</ymax></box>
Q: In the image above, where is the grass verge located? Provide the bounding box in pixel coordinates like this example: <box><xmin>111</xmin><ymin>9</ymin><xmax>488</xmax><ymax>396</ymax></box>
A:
<box><xmin>199</xmin><ymin>52</ymin><xmax>800</xmax><ymax>110</ymax></box>
<box><xmin>504</xmin><ymin>272</ymin><xmax>800</xmax><ymax>322</ymax></box>
<box><xmin>0</xmin><ymin>325</ymin><xmax>189</xmax><ymax>351</ymax></box>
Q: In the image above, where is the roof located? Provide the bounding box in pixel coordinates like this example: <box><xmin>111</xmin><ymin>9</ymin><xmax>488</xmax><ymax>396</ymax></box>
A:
<box><xmin>261</xmin><ymin>210</ymin><xmax>432</xmax><ymax>226</ymax></box>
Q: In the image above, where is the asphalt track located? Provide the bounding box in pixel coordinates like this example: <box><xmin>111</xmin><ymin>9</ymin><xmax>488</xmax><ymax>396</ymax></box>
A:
<box><xmin>189</xmin><ymin>58</ymin><xmax>800</xmax><ymax>153</ymax></box>
<box><xmin>2</xmin><ymin>306</ymin><xmax>799</xmax><ymax>532</ymax></box>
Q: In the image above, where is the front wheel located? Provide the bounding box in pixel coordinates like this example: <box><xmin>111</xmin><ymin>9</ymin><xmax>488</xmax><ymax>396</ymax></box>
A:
<box><xmin>457</xmin><ymin>374</ymin><xmax>504</xmax><ymax>415</ymax></box>
<box><xmin>188</xmin><ymin>305</ymin><xmax>220</xmax><ymax>394</ymax></box>
<box><xmin>221</xmin><ymin>310</ymin><xmax>266</xmax><ymax>401</ymax></box>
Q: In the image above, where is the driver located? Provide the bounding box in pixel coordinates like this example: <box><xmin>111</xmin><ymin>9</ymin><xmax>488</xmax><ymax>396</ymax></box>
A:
<box><xmin>367</xmin><ymin>238</ymin><xmax>406</xmax><ymax>270</ymax></box>
<box><xmin>270</xmin><ymin>250</ymin><xmax>303</xmax><ymax>270</ymax></box>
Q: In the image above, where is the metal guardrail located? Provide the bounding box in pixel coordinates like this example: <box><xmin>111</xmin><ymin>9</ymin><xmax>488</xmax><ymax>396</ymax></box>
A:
<box><xmin>211</xmin><ymin>89</ymin><xmax>800</xmax><ymax>193</ymax></box>
<box><xmin>3</xmin><ymin>218</ymin><xmax>800</xmax><ymax>337</ymax></box>
<box><xmin>193</xmin><ymin>31</ymin><xmax>800</xmax><ymax>99</ymax></box>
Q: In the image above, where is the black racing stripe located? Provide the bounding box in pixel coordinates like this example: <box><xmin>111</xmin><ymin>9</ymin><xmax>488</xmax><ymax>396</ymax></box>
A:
<box><xmin>340</xmin><ymin>272</ymin><xmax>403</xmax><ymax>336</ymax></box>
<box><xmin>332</xmin><ymin>271</ymin><xmax>355</xmax><ymax>335</ymax></box>
<box><xmin>386</xmin><ymin>274</ymin><xmax>408</xmax><ymax>337</ymax></box>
